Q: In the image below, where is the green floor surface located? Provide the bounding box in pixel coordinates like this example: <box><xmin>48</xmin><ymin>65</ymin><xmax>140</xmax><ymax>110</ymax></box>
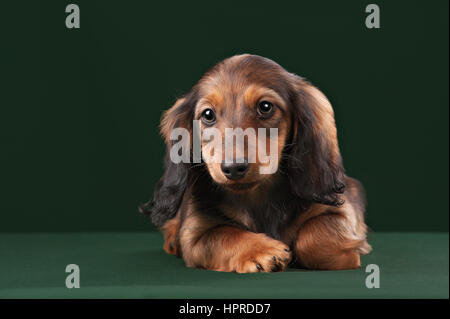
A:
<box><xmin>0</xmin><ymin>232</ymin><xmax>448</xmax><ymax>298</ymax></box>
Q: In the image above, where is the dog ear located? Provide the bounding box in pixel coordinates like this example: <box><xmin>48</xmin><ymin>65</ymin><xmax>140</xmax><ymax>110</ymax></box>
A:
<box><xmin>286</xmin><ymin>76</ymin><xmax>345</xmax><ymax>206</ymax></box>
<box><xmin>139</xmin><ymin>92</ymin><xmax>197</xmax><ymax>228</ymax></box>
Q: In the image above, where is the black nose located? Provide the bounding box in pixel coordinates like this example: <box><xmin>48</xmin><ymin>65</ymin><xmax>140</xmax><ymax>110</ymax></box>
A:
<box><xmin>221</xmin><ymin>159</ymin><xmax>249</xmax><ymax>180</ymax></box>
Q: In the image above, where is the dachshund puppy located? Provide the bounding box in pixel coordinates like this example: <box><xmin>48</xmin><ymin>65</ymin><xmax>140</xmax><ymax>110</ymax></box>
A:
<box><xmin>140</xmin><ymin>54</ymin><xmax>371</xmax><ymax>272</ymax></box>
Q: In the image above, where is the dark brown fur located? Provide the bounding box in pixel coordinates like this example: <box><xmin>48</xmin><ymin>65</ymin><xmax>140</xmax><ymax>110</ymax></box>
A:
<box><xmin>140</xmin><ymin>54</ymin><xmax>371</xmax><ymax>272</ymax></box>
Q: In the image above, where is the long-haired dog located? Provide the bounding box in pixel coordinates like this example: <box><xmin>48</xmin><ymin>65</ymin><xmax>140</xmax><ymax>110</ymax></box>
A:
<box><xmin>140</xmin><ymin>54</ymin><xmax>371</xmax><ymax>272</ymax></box>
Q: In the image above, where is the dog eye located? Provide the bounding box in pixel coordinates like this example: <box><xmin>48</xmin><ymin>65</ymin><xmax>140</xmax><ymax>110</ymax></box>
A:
<box><xmin>201</xmin><ymin>108</ymin><xmax>216</xmax><ymax>124</ymax></box>
<box><xmin>257</xmin><ymin>101</ymin><xmax>274</xmax><ymax>116</ymax></box>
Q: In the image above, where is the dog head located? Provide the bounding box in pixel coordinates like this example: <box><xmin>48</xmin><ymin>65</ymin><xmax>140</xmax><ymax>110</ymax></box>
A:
<box><xmin>141</xmin><ymin>54</ymin><xmax>345</xmax><ymax>227</ymax></box>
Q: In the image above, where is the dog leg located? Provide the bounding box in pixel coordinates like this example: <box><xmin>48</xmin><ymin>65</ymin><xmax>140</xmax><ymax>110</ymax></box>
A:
<box><xmin>179</xmin><ymin>216</ymin><xmax>291</xmax><ymax>273</ymax></box>
<box><xmin>161</xmin><ymin>215</ymin><xmax>180</xmax><ymax>256</ymax></box>
<box><xmin>294</xmin><ymin>213</ymin><xmax>369</xmax><ymax>270</ymax></box>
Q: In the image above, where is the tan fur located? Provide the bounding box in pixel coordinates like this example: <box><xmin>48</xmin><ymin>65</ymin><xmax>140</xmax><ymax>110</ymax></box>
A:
<box><xmin>161</xmin><ymin>214</ymin><xmax>180</xmax><ymax>256</ymax></box>
<box><xmin>295</xmin><ymin>213</ymin><xmax>364</xmax><ymax>270</ymax></box>
<box><xmin>160</xmin><ymin>98</ymin><xmax>187</xmax><ymax>144</ymax></box>
<box><xmin>178</xmin><ymin>202</ymin><xmax>291</xmax><ymax>273</ymax></box>
<box><xmin>157</xmin><ymin>54</ymin><xmax>370</xmax><ymax>272</ymax></box>
<box><xmin>197</xmin><ymin>82</ymin><xmax>290</xmax><ymax>192</ymax></box>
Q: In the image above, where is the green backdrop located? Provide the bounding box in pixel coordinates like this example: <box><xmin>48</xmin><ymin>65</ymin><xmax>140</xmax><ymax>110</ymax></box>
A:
<box><xmin>1</xmin><ymin>0</ymin><xmax>448</xmax><ymax>233</ymax></box>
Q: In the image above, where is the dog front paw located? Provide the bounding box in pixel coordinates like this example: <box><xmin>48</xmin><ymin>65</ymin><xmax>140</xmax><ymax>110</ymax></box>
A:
<box><xmin>162</xmin><ymin>218</ymin><xmax>179</xmax><ymax>256</ymax></box>
<box><xmin>235</xmin><ymin>234</ymin><xmax>291</xmax><ymax>273</ymax></box>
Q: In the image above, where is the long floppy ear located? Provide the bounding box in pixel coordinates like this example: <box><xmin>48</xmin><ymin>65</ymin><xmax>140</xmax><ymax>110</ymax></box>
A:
<box><xmin>286</xmin><ymin>76</ymin><xmax>345</xmax><ymax>206</ymax></box>
<box><xmin>139</xmin><ymin>92</ymin><xmax>197</xmax><ymax>228</ymax></box>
